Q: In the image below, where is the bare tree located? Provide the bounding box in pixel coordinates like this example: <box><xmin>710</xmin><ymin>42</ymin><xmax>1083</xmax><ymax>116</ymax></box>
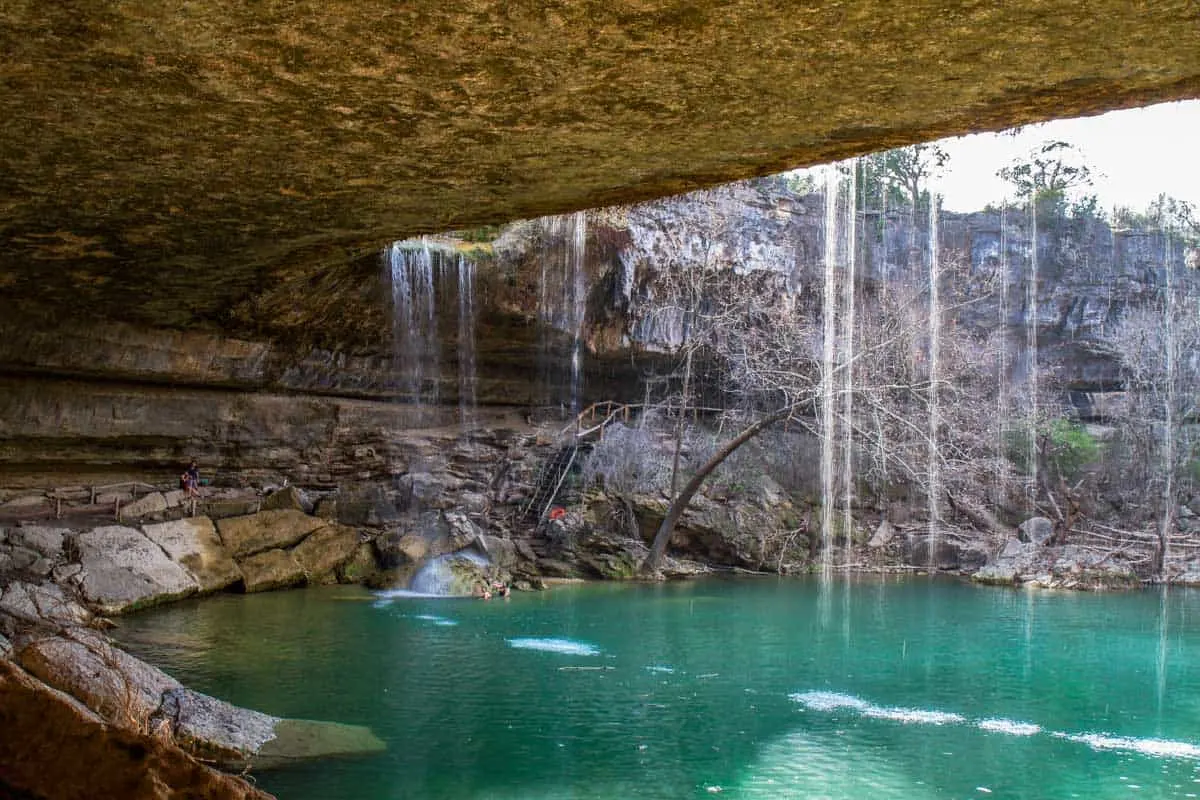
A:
<box><xmin>1103</xmin><ymin>256</ymin><xmax>1200</xmax><ymax>575</ymax></box>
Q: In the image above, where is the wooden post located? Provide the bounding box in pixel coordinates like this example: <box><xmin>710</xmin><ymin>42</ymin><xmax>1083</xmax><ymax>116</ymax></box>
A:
<box><xmin>114</xmin><ymin>498</ymin><xmax>121</xmax><ymax>520</ymax></box>
<box><xmin>55</xmin><ymin>497</ymin><xmax>62</xmax><ymax>519</ymax></box>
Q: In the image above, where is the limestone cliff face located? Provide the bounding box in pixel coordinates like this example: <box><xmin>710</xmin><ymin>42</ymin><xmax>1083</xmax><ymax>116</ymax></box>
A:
<box><xmin>1</xmin><ymin>176</ymin><xmax>1195</xmax><ymax>481</ymax></box>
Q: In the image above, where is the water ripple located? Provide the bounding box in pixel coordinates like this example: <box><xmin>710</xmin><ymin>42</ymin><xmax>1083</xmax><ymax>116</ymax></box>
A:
<box><xmin>506</xmin><ymin>637</ymin><xmax>601</xmax><ymax>656</ymax></box>
<box><xmin>793</xmin><ymin>690</ymin><xmax>1200</xmax><ymax>761</ymax></box>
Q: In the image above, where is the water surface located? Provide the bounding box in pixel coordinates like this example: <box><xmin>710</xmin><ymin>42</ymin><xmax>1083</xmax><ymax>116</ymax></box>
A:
<box><xmin>114</xmin><ymin>578</ymin><xmax>1200</xmax><ymax>799</ymax></box>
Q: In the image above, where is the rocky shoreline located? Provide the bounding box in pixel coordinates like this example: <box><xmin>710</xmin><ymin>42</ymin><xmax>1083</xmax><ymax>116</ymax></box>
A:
<box><xmin>2</xmin><ymin>422</ymin><xmax>1188</xmax><ymax>799</ymax></box>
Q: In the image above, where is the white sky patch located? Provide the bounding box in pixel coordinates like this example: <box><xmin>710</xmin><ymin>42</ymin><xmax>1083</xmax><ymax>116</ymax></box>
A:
<box><xmin>934</xmin><ymin>101</ymin><xmax>1200</xmax><ymax>212</ymax></box>
<box><xmin>788</xmin><ymin>100</ymin><xmax>1200</xmax><ymax>215</ymax></box>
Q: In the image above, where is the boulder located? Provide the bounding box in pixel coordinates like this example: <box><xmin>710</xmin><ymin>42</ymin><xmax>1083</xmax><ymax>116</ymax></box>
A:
<box><xmin>236</xmin><ymin>548</ymin><xmax>305</xmax><ymax>592</ymax></box>
<box><xmin>155</xmin><ymin>687</ymin><xmax>278</xmax><ymax>767</ymax></box>
<box><xmin>375</xmin><ymin>531</ymin><xmax>429</xmax><ymax>568</ymax></box>
<box><xmin>216</xmin><ymin>509</ymin><xmax>325</xmax><ymax>558</ymax></box>
<box><xmin>336</xmin><ymin>542</ymin><xmax>380</xmax><ymax>584</ymax></box>
<box><xmin>75</xmin><ymin>526</ymin><xmax>199</xmax><ymax>614</ymax></box>
<box><xmin>10</xmin><ymin>632</ymin><xmax>382</xmax><ymax>780</ymax></box>
<box><xmin>905</xmin><ymin>535</ymin><xmax>964</xmax><ymax>570</ymax></box>
<box><xmin>162</xmin><ymin>489</ymin><xmax>188</xmax><ymax>508</ymax></box>
<box><xmin>477</xmin><ymin>535</ymin><xmax>519</xmax><ymax>569</ymax></box>
<box><xmin>156</xmin><ymin>686</ymin><xmax>385</xmax><ymax>771</ymax></box>
<box><xmin>0</xmin><ymin>544</ymin><xmax>40</xmax><ymax>573</ymax></box>
<box><xmin>262</xmin><ymin>485</ymin><xmax>315</xmax><ymax>514</ymax></box>
<box><xmin>1017</xmin><ymin>516</ymin><xmax>1056</xmax><ymax>545</ymax></box>
<box><xmin>973</xmin><ymin>563</ymin><xmax>1019</xmax><ymax>585</ymax></box>
<box><xmin>52</xmin><ymin>562</ymin><xmax>84</xmax><ymax>584</ymax></box>
<box><xmin>202</xmin><ymin>498</ymin><xmax>263</xmax><ymax>519</ymax></box>
<box><xmin>18</xmin><ymin>629</ymin><xmax>181</xmax><ymax>723</ymax></box>
<box><xmin>444</xmin><ymin>511</ymin><xmax>482</xmax><ymax>550</ymax></box>
<box><xmin>291</xmin><ymin>524</ymin><xmax>360</xmax><ymax>583</ymax></box>
<box><xmin>141</xmin><ymin>518</ymin><xmax>242</xmax><ymax>594</ymax></box>
<box><xmin>7</xmin><ymin>525</ymin><xmax>65</xmax><ymax>560</ymax></box>
<box><xmin>120</xmin><ymin>492</ymin><xmax>169</xmax><ymax>519</ymax></box>
<box><xmin>0</xmin><ymin>582</ymin><xmax>90</xmax><ymax>629</ymax></box>
<box><xmin>0</xmin><ymin>660</ymin><xmax>272</xmax><ymax>800</ymax></box>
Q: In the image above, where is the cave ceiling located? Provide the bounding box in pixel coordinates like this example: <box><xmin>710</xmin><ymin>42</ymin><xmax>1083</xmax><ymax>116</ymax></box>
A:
<box><xmin>2</xmin><ymin>0</ymin><xmax>1200</xmax><ymax>335</ymax></box>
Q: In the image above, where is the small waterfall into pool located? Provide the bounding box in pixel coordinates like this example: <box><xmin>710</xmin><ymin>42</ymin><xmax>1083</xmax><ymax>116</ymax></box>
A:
<box><xmin>408</xmin><ymin>550</ymin><xmax>491</xmax><ymax>596</ymax></box>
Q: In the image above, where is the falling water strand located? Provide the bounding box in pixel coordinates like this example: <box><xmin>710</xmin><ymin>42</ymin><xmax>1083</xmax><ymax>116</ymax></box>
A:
<box><xmin>457</xmin><ymin>255</ymin><xmax>478</xmax><ymax>427</ymax></box>
<box><xmin>820</xmin><ymin>164</ymin><xmax>840</xmax><ymax>580</ymax></box>
<box><xmin>997</xmin><ymin>201</ymin><xmax>1010</xmax><ymax>504</ymax></box>
<box><xmin>873</xmin><ymin>168</ymin><xmax>890</xmax><ymax>492</ymax></box>
<box><xmin>1027</xmin><ymin>197</ymin><xmax>1039</xmax><ymax>510</ymax></box>
<box><xmin>535</xmin><ymin>213</ymin><xmax>588</xmax><ymax>416</ymax></box>
<box><xmin>1161</xmin><ymin>228</ymin><xmax>1176</xmax><ymax>572</ymax></box>
<box><xmin>840</xmin><ymin>159</ymin><xmax>859</xmax><ymax>565</ymax></box>
<box><xmin>927</xmin><ymin>195</ymin><xmax>942</xmax><ymax>564</ymax></box>
<box><xmin>388</xmin><ymin>240</ymin><xmax>440</xmax><ymax>407</ymax></box>
<box><xmin>569</xmin><ymin>210</ymin><xmax>588</xmax><ymax>415</ymax></box>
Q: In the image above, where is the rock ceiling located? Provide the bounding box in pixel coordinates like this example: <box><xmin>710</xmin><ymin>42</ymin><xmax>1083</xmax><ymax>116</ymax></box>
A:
<box><xmin>2</xmin><ymin>0</ymin><xmax>1199</xmax><ymax>333</ymax></box>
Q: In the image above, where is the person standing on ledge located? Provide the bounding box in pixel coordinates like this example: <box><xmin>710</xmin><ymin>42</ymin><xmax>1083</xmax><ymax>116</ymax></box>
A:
<box><xmin>183</xmin><ymin>460</ymin><xmax>201</xmax><ymax>498</ymax></box>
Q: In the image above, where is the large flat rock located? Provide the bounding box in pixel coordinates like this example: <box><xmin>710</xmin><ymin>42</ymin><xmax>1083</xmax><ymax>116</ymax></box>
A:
<box><xmin>142</xmin><ymin>517</ymin><xmax>243</xmax><ymax>594</ymax></box>
<box><xmin>237</xmin><ymin>548</ymin><xmax>306</xmax><ymax>593</ymax></box>
<box><xmin>291</xmin><ymin>524</ymin><xmax>361</xmax><ymax>583</ymax></box>
<box><xmin>76</xmin><ymin>526</ymin><xmax>200</xmax><ymax>614</ymax></box>
<box><xmin>216</xmin><ymin>510</ymin><xmax>326</xmax><ymax>559</ymax></box>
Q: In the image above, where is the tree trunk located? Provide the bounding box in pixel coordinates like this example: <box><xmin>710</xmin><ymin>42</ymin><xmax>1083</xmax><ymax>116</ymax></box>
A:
<box><xmin>641</xmin><ymin>405</ymin><xmax>795</xmax><ymax>574</ymax></box>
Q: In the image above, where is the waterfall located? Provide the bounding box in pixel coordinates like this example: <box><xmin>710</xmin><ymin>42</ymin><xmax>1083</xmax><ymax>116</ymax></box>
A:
<box><xmin>927</xmin><ymin>195</ymin><xmax>942</xmax><ymax>563</ymax></box>
<box><xmin>819</xmin><ymin>165</ymin><xmax>840</xmax><ymax>579</ymax></box>
<box><xmin>1160</xmin><ymin>229</ymin><xmax>1177</xmax><ymax>571</ymax></box>
<box><xmin>536</xmin><ymin>211</ymin><xmax>588</xmax><ymax>416</ymax></box>
<box><xmin>840</xmin><ymin>161</ymin><xmax>858</xmax><ymax>566</ymax></box>
<box><xmin>408</xmin><ymin>550</ymin><xmax>491</xmax><ymax>596</ymax></box>
<box><xmin>1026</xmin><ymin>199</ymin><xmax>1039</xmax><ymax>510</ymax></box>
<box><xmin>457</xmin><ymin>257</ymin><xmax>478</xmax><ymax>427</ymax></box>
<box><xmin>389</xmin><ymin>240</ymin><xmax>439</xmax><ymax>406</ymax></box>
<box><xmin>387</xmin><ymin>239</ymin><xmax>479</xmax><ymax>422</ymax></box>
<box><xmin>819</xmin><ymin>160</ymin><xmax>859</xmax><ymax>576</ymax></box>
<box><xmin>996</xmin><ymin>201</ymin><xmax>1010</xmax><ymax>505</ymax></box>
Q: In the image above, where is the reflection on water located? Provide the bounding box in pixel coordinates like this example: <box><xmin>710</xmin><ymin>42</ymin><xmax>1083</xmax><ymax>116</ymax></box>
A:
<box><xmin>114</xmin><ymin>580</ymin><xmax>1200</xmax><ymax>800</ymax></box>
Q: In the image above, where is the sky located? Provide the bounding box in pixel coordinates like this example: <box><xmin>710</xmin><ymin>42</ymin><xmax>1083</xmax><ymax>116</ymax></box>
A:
<box><xmin>930</xmin><ymin>100</ymin><xmax>1200</xmax><ymax>213</ymax></box>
